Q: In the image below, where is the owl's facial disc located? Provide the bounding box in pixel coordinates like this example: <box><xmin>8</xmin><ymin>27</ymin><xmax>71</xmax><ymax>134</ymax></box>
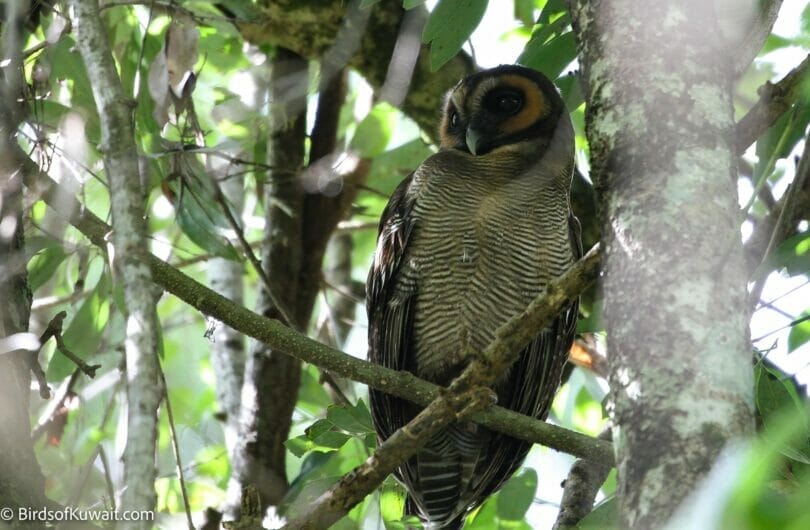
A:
<box><xmin>440</xmin><ymin>66</ymin><xmax>558</xmax><ymax>156</ymax></box>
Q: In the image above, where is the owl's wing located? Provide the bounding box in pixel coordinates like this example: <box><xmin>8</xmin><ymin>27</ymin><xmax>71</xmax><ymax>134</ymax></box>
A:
<box><xmin>471</xmin><ymin>211</ymin><xmax>583</xmax><ymax>501</ymax></box>
<box><xmin>366</xmin><ymin>173</ymin><xmax>420</xmax><ymax>442</ymax></box>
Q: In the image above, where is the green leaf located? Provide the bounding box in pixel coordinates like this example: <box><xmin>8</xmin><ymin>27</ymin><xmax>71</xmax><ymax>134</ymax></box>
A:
<box><xmin>753</xmin><ymin>103</ymin><xmax>810</xmax><ymax>183</ymax></box>
<box><xmin>404</xmin><ymin>0</ymin><xmax>427</xmax><ymax>9</ymax></box>
<box><xmin>556</xmin><ymin>73</ymin><xmax>584</xmax><ymax>112</ymax></box>
<box><xmin>48</xmin><ymin>274</ymin><xmax>111</xmax><ymax>381</ymax></box>
<box><xmin>518</xmin><ymin>31</ymin><xmax>577</xmax><ymax>79</ymax></box>
<box><xmin>755</xmin><ymin>362</ymin><xmax>806</xmax><ymax>428</ymax></box>
<box><xmin>802</xmin><ymin>2</ymin><xmax>810</xmax><ymax>37</ymax></box>
<box><xmin>514</xmin><ymin>0</ymin><xmax>535</xmax><ymax>26</ymax></box>
<box><xmin>350</xmin><ymin>102</ymin><xmax>398</xmax><ymax>158</ymax></box>
<box><xmin>788</xmin><ymin>311</ymin><xmax>810</xmax><ymax>353</ymax></box>
<box><xmin>285</xmin><ymin>419</ymin><xmax>354</xmax><ymax>457</ymax></box>
<box><xmin>360</xmin><ymin>0</ymin><xmax>381</xmax><ymax>7</ymax></box>
<box><xmin>466</xmin><ymin>493</ymin><xmax>497</xmax><ymax>529</ymax></box>
<box><xmin>366</xmin><ymin>139</ymin><xmax>434</xmax><ymax>195</ymax></box>
<box><xmin>167</xmin><ymin>164</ymin><xmax>240</xmax><ymax>260</ymax></box>
<box><xmin>380</xmin><ymin>478</ymin><xmax>406</xmax><ymax>527</ymax></box>
<box><xmin>521</xmin><ymin>11</ymin><xmax>570</xmax><ymax>50</ymax></box>
<box><xmin>27</xmin><ymin>245</ymin><xmax>68</xmax><ymax>292</ymax></box>
<box><xmin>48</xmin><ymin>37</ymin><xmax>96</xmax><ymax>112</ymax></box>
<box><xmin>578</xmin><ymin>496</ymin><xmax>618</xmax><ymax>529</ymax></box>
<box><xmin>496</xmin><ymin>469</ymin><xmax>537</xmax><ymax>521</ymax></box>
<box><xmin>761</xmin><ymin>34</ymin><xmax>794</xmax><ymax>54</ymax></box>
<box><xmin>752</xmin><ymin>230</ymin><xmax>810</xmax><ymax>280</ymax></box>
<box><xmin>422</xmin><ymin>0</ymin><xmax>488</xmax><ymax>71</ymax></box>
<box><xmin>537</xmin><ymin>0</ymin><xmax>566</xmax><ymax>24</ymax></box>
<box><xmin>326</xmin><ymin>400</ymin><xmax>374</xmax><ymax>435</ymax></box>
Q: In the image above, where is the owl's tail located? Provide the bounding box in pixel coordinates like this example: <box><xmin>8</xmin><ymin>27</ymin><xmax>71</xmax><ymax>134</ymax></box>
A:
<box><xmin>404</xmin><ymin>495</ymin><xmax>465</xmax><ymax>530</ymax></box>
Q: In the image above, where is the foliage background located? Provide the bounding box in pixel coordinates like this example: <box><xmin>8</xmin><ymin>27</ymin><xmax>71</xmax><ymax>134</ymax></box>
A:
<box><xmin>16</xmin><ymin>0</ymin><xmax>810</xmax><ymax>528</ymax></box>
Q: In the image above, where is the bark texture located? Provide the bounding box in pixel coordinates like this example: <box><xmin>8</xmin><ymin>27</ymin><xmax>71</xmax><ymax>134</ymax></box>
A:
<box><xmin>230</xmin><ymin>48</ymin><xmax>308</xmax><ymax>511</ymax></box>
<box><xmin>567</xmin><ymin>1</ymin><xmax>754</xmax><ymax>528</ymax></box>
<box><xmin>69</xmin><ymin>0</ymin><xmax>162</xmax><ymax>525</ymax></box>
<box><xmin>207</xmin><ymin>172</ymin><xmax>245</xmax><ymax>474</ymax></box>
<box><xmin>239</xmin><ymin>1</ymin><xmax>474</xmax><ymax>140</ymax></box>
<box><xmin>0</xmin><ymin>2</ymin><xmax>51</xmax><ymax>513</ymax></box>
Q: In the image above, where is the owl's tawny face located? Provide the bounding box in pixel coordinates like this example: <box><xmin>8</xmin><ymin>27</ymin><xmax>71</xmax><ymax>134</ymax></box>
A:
<box><xmin>439</xmin><ymin>65</ymin><xmax>565</xmax><ymax>156</ymax></box>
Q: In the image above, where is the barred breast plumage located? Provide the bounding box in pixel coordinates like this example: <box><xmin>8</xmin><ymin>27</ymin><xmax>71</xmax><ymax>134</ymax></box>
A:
<box><xmin>399</xmin><ymin>153</ymin><xmax>574</xmax><ymax>382</ymax></box>
<box><xmin>367</xmin><ymin>64</ymin><xmax>581</xmax><ymax>529</ymax></box>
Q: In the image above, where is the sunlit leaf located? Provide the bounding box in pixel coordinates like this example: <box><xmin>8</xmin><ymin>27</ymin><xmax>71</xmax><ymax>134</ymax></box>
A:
<box><xmin>28</xmin><ymin>245</ymin><xmax>68</xmax><ymax>293</ymax></box>
<box><xmin>326</xmin><ymin>400</ymin><xmax>374</xmax><ymax>435</ymax></box>
<box><xmin>466</xmin><ymin>492</ymin><xmax>498</xmax><ymax>529</ymax></box>
<box><xmin>496</xmin><ymin>468</ymin><xmax>537</xmax><ymax>521</ymax></box>
<box><xmin>788</xmin><ymin>311</ymin><xmax>810</xmax><ymax>354</ymax></box>
<box><xmin>350</xmin><ymin>102</ymin><xmax>398</xmax><ymax>158</ymax></box>
<box><xmin>578</xmin><ymin>496</ymin><xmax>618</xmax><ymax>529</ymax></box>
<box><xmin>752</xmin><ymin>230</ymin><xmax>810</xmax><ymax>280</ymax></box>
<box><xmin>422</xmin><ymin>0</ymin><xmax>488</xmax><ymax>71</ymax></box>
<box><xmin>518</xmin><ymin>31</ymin><xmax>577</xmax><ymax>79</ymax></box>
<box><xmin>514</xmin><ymin>0</ymin><xmax>535</xmax><ymax>27</ymax></box>
<box><xmin>380</xmin><ymin>478</ymin><xmax>407</xmax><ymax>528</ymax></box>
<box><xmin>403</xmin><ymin>0</ymin><xmax>427</xmax><ymax>9</ymax></box>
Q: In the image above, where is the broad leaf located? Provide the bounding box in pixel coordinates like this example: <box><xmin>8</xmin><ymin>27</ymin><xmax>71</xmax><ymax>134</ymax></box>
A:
<box><xmin>422</xmin><ymin>0</ymin><xmax>488</xmax><ymax>71</ymax></box>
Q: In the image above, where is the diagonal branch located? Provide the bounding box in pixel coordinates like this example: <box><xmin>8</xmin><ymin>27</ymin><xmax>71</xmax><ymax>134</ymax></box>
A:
<box><xmin>735</xmin><ymin>53</ymin><xmax>810</xmax><ymax>155</ymax></box>
<box><xmin>25</xmin><ymin>164</ymin><xmax>612</xmax><ymax>467</ymax></box>
<box><xmin>281</xmin><ymin>245</ymin><xmax>603</xmax><ymax>529</ymax></box>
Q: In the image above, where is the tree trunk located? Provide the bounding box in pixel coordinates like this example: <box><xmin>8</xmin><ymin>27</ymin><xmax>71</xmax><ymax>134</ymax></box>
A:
<box><xmin>567</xmin><ymin>1</ymin><xmax>754</xmax><ymax>527</ymax></box>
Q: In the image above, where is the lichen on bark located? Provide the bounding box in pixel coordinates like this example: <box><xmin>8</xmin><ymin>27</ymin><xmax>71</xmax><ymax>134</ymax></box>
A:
<box><xmin>567</xmin><ymin>0</ymin><xmax>754</xmax><ymax>527</ymax></box>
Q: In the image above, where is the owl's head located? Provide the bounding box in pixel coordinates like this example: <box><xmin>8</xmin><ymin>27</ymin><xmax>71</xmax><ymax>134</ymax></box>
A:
<box><xmin>439</xmin><ymin>65</ymin><xmax>568</xmax><ymax>157</ymax></box>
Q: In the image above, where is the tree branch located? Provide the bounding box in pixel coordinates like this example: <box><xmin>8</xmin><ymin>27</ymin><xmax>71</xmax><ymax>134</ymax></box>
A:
<box><xmin>26</xmin><ymin>166</ymin><xmax>612</xmax><ymax>467</ymax></box>
<box><xmin>238</xmin><ymin>1</ymin><xmax>474</xmax><ymax>141</ymax></box>
<box><xmin>731</xmin><ymin>0</ymin><xmax>784</xmax><ymax>76</ymax></box>
<box><xmin>281</xmin><ymin>244</ymin><xmax>603</xmax><ymax>529</ymax></box>
<box><xmin>553</xmin><ymin>429</ymin><xmax>613</xmax><ymax>530</ymax></box>
<box><xmin>735</xmin><ymin>53</ymin><xmax>810</xmax><ymax>155</ymax></box>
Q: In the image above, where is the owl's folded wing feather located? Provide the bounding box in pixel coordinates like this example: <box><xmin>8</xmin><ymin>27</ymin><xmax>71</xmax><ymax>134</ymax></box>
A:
<box><xmin>366</xmin><ymin>173</ymin><xmax>419</xmax><ymax>443</ymax></box>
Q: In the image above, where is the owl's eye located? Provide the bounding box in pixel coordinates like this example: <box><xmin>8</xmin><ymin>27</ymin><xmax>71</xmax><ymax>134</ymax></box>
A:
<box><xmin>449</xmin><ymin>111</ymin><xmax>460</xmax><ymax>128</ymax></box>
<box><xmin>486</xmin><ymin>90</ymin><xmax>523</xmax><ymax>115</ymax></box>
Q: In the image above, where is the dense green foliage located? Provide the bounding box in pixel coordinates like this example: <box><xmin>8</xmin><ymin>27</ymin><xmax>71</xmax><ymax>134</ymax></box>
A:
<box><xmin>16</xmin><ymin>0</ymin><xmax>810</xmax><ymax>527</ymax></box>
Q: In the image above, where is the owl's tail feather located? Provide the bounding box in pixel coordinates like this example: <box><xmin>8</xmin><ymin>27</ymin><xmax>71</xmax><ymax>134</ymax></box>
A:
<box><xmin>404</xmin><ymin>495</ymin><xmax>466</xmax><ymax>530</ymax></box>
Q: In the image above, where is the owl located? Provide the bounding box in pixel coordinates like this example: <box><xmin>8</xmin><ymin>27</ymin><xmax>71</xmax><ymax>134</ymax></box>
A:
<box><xmin>367</xmin><ymin>64</ymin><xmax>581</xmax><ymax>529</ymax></box>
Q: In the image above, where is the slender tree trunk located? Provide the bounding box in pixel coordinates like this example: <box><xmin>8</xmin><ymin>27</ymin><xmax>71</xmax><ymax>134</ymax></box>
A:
<box><xmin>207</xmin><ymin>172</ymin><xmax>245</xmax><ymax>477</ymax></box>
<box><xmin>567</xmin><ymin>1</ymin><xmax>754</xmax><ymax>527</ymax></box>
<box><xmin>70</xmin><ymin>1</ymin><xmax>163</xmax><ymax>525</ymax></box>
<box><xmin>230</xmin><ymin>48</ymin><xmax>308</xmax><ymax>511</ymax></box>
<box><xmin>0</xmin><ymin>3</ymin><xmax>51</xmax><ymax>513</ymax></box>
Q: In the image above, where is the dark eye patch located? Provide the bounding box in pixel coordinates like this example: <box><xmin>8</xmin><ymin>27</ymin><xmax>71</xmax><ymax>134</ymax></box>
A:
<box><xmin>449</xmin><ymin>110</ymin><xmax>460</xmax><ymax>128</ymax></box>
<box><xmin>484</xmin><ymin>89</ymin><xmax>523</xmax><ymax>115</ymax></box>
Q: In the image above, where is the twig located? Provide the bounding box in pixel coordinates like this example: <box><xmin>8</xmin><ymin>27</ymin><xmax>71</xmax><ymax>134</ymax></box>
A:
<box><xmin>735</xmin><ymin>53</ymin><xmax>810</xmax><ymax>155</ymax></box>
<box><xmin>732</xmin><ymin>0</ymin><xmax>784</xmax><ymax>76</ymax></box>
<box><xmin>98</xmin><ymin>446</ymin><xmax>117</xmax><ymax>511</ymax></box>
<box><xmin>54</xmin><ymin>334</ymin><xmax>101</xmax><ymax>378</ymax></box>
<box><xmin>209</xmin><ymin>174</ymin><xmax>297</xmax><ymax>326</ymax></box>
<box><xmin>37</xmin><ymin>310</ymin><xmax>101</xmax><ymax>377</ymax></box>
<box><xmin>31</xmin><ymin>369</ymin><xmax>81</xmax><ymax>442</ymax></box>
<box><xmin>747</xmin><ymin>134</ymin><xmax>810</xmax><ymax>308</ymax></box>
<box><xmin>29</xmin><ymin>167</ymin><xmax>613</xmax><ymax>465</ymax></box>
<box><xmin>159</xmin><ymin>369</ymin><xmax>194</xmax><ymax>530</ymax></box>
<box><xmin>553</xmin><ymin>429</ymin><xmax>614</xmax><ymax>530</ymax></box>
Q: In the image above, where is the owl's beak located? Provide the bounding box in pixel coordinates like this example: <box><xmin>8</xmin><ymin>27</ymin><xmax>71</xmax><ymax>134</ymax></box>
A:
<box><xmin>465</xmin><ymin>127</ymin><xmax>483</xmax><ymax>156</ymax></box>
